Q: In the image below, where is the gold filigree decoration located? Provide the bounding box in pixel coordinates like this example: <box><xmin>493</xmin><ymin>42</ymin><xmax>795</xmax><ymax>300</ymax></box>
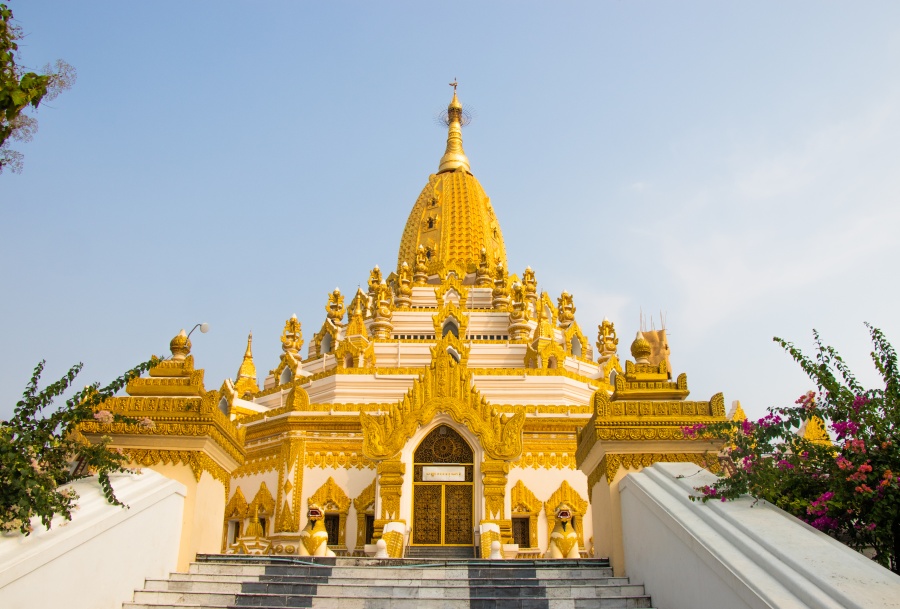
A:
<box><xmin>433</xmin><ymin>274</ymin><xmax>469</xmax><ymax>306</ymax></box>
<box><xmin>304</xmin><ymin>451</ymin><xmax>375</xmax><ymax>470</ymax></box>
<box><xmin>377</xmin><ymin>458</ymin><xmax>405</xmax><ymax>520</ymax></box>
<box><xmin>234</xmin><ymin>333</ymin><xmax>260</xmax><ymax>397</ymax></box>
<box><xmin>122</xmin><ymin>448</ymin><xmax>230</xmax><ymax>496</ymax></box>
<box><xmin>224</xmin><ymin>486</ymin><xmax>249</xmax><ymax>519</ymax></box>
<box><xmin>360</xmin><ymin>333</ymin><xmax>525</xmax><ymax>461</ymax></box>
<box><xmin>563</xmin><ymin>322</ymin><xmax>592</xmax><ymax>362</ymax></box>
<box><xmin>281</xmin><ymin>315</ymin><xmax>304</xmax><ymax>355</ymax></box>
<box><xmin>543</xmin><ymin>480</ymin><xmax>587</xmax><ymax>548</ymax></box>
<box><xmin>233</xmin><ymin>452</ymin><xmax>280</xmax><ymax>478</ymax></box>
<box><xmin>801</xmin><ymin>416</ymin><xmax>832</xmax><ymax>446</ymax></box>
<box><xmin>597</xmin><ymin>452</ymin><xmax>720</xmax><ymax>484</ymax></box>
<box><xmin>431</xmin><ymin>301</ymin><xmax>469</xmax><ymax>338</ymax></box>
<box><xmin>249</xmin><ymin>481</ymin><xmax>276</xmax><ymax>516</ymax></box>
<box><xmin>512</xmin><ymin>451</ymin><xmax>577</xmax><ymax>470</ymax></box>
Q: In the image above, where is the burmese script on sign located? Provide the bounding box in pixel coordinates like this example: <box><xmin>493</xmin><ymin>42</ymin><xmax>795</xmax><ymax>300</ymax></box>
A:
<box><xmin>422</xmin><ymin>466</ymin><xmax>465</xmax><ymax>482</ymax></box>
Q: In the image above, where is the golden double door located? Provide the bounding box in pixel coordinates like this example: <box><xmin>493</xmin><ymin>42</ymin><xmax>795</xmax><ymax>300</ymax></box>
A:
<box><xmin>411</xmin><ymin>425</ymin><xmax>474</xmax><ymax>546</ymax></box>
<box><xmin>412</xmin><ymin>482</ymin><xmax>473</xmax><ymax>545</ymax></box>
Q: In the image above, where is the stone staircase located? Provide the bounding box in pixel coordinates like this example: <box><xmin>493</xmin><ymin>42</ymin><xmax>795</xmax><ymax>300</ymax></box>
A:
<box><xmin>406</xmin><ymin>546</ymin><xmax>475</xmax><ymax>559</ymax></box>
<box><xmin>124</xmin><ymin>554</ymin><xmax>654</xmax><ymax>609</ymax></box>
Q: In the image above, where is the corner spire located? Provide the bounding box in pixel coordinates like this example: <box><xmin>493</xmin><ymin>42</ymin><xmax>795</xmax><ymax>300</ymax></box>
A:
<box><xmin>234</xmin><ymin>332</ymin><xmax>259</xmax><ymax>397</ymax></box>
<box><xmin>438</xmin><ymin>80</ymin><xmax>470</xmax><ymax>174</ymax></box>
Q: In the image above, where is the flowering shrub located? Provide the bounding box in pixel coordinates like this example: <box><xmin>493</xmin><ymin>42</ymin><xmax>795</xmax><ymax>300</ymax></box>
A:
<box><xmin>690</xmin><ymin>324</ymin><xmax>900</xmax><ymax>573</ymax></box>
<box><xmin>0</xmin><ymin>359</ymin><xmax>156</xmax><ymax>535</ymax></box>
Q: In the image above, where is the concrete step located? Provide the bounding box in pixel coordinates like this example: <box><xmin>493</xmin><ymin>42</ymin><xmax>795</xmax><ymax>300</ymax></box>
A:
<box><xmin>127</xmin><ymin>554</ymin><xmax>652</xmax><ymax>609</ymax></box>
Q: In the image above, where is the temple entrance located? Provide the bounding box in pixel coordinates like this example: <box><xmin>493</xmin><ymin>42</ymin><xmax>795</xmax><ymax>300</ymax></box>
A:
<box><xmin>411</xmin><ymin>425</ymin><xmax>474</xmax><ymax>546</ymax></box>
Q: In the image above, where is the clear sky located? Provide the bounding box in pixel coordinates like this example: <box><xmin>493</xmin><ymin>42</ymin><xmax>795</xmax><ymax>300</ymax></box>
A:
<box><xmin>2</xmin><ymin>2</ymin><xmax>899</xmax><ymax>422</ymax></box>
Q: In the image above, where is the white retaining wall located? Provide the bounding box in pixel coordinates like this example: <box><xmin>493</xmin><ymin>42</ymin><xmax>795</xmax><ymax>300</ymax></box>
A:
<box><xmin>0</xmin><ymin>470</ymin><xmax>185</xmax><ymax>609</ymax></box>
<box><xmin>620</xmin><ymin>462</ymin><xmax>900</xmax><ymax>609</ymax></box>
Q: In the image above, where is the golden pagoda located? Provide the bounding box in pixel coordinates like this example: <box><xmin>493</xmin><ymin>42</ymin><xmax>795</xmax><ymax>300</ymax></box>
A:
<box><xmin>80</xmin><ymin>87</ymin><xmax>726</xmax><ymax>574</ymax></box>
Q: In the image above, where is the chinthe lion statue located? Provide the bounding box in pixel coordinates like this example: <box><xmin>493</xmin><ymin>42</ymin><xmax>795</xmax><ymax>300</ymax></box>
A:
<box><xmin>547</xmin><ymin>502</ymin><xmax>580</xmax><ymax>559</ymax></box>
<box><xmin>298</xmin><ymin>503</ymin><xmax>336</xmax><ymax>557</ymax></box>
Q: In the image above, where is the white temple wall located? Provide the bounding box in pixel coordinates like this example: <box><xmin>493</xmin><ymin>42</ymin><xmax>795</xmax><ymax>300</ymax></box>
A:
<box><xmin>0</xmin><ymin>471</ymin><xmax>184</xmax><ymax>609</ymax></box>
<box><xmin>144</xmin><ymin>462</ymin><xmax>226</xmax><ymax>571</ymax></box>
<box><xmin>620</xmin><ymin>463</ymin><xmax>900</xmax><ymax>609</ymax></box>
<box><xmin>508</xmin><ymin>467</ymin><xmax>592</xmax><ymax>554</ymax></box>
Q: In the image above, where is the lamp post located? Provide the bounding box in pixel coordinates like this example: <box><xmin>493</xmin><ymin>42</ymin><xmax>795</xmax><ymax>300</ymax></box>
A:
<box><xmin>187</xmin><ymin>322</ymin><xmax>210</xmax><ymax>340</ymax></box>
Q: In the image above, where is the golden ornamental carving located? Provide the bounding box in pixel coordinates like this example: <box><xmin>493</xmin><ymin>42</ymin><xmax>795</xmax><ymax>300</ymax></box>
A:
<box><xmin>482</xmin><ymin>459</ymin><xmax>509</xmax><ymax>520</ymax></box>
<box><xmin>492</xmin><ymin>262</ymin><xmax>510</xmax><ymax>311</ymax></box>
<box><xmin>543</xmin><ymin>480</ymin><xmax>587</xmax><ymax>548</ymax></box>
<box><xmin>597</xmin><ymin>319</ymin><xmax>619</xmax><ymax>357</ymax></box>
<box><xmin>354</xmin><ymin>479</ymin><xmax>376</xmax><ymax>514</ymax></box>
<box><xmin>122</xmin><ymin>448</ymin><xmax>230</xmax><ymax>496</ymax></box>
<box><xmin>249</xmin><ymin>481</ymin><xmax>276</xmax><ymax>516</ymax></box>
<box><xmin>510</xmin><ymin>480</ymin><xmax>541</xmax><ymax>549</ymax></box>
<box><xmin>308</xmin><ymin>477</ymin><xmax>351</xmax><ymax>513</ymax></box>
<box><xmin>281</xmin><ymin>315</ymin><xmax>304</xmax><ymax>355</ymax></box>
<box><xmin>377</xmin><ymin>458</ymin><xmax>405</xmax><ymax>520</ymax></box>
<box><xmin>325</xmin><ymin>288</ymin><xmax>346</xmax><ymax>324</ymax></box>
<box><xmin>730</xmin><ymin>400</ymin><xmax>747</xmax><ymax>421</ymax></box>
<box><xmin>82</xmin><ymin>392</ymin><xmax>246</xmax><ymax>466</ymax></box>
<box><xmin>557</xmin><ymin>291</ymin><xmax>576</xmax><ymax>328</ymax></box>
<box><xmin>360</xmin><ymin>334</ymin><xmax>525</xmax><ymax>462</ymax></box>
<box><xmin>310</xmin><ymin>321</ymin><xmax>339</xmax><ymax>359</ymax></box>
<box><xmin>512</xmin><ymin>451</ymin><xmax>577</xmax><ymax>470</ymax></box>
<box><xmin>597</xmin><ymin>452</ymin><xmax>720</xmax><ymax>484</ymax></box>
<box><xmin>396</xmin><ymin>262</ymin><xmax>413</xmax><ymax>307</ymax></box>
<box><xmin>432</xmin><ymin>301</ymin><xmax>469</xmax><ymax>339</ymax></box>
<box><xmin>521</xmin><ymin>267</ymin><xmax>538</xmax><ymax>302</ymax></box>
<box><xmin>274</xmin><ymin>438</ymin><xmax>304</xmax><ymax>533</ymax></box>
<box><xmin>630</xmin><ymin>331</ymin><xmax>652</xmax><ymax>363</ymax></box>
<box><xmin>169</xmin><ymin>329</ymin><xmax>191</xmax><ymax>362</ymax></box>
<box><xmin>233</xmin><ymin>452</ymin><xmax>280</xmax><ymax>478</ymax></box>
<box><xmin>434</xmin><ymin>274</ymin><xmax>469</xmax><ymax>306</ymax></box>
<box><xmin>367</xmin><ymin>265</ymin><xmax>384</xmax><ymax>296</ymax></box>
<box><xmin>475</xmin><ymin>247</ymin><xmax>493</xmax><ymax>287</ymax></box>
<box><xmin>234</xmin><ymin>332</ymin><xmax>260</xmax><ymax>397</ymax></box>
<box><xmin>224</xmin><ymin>486</ymin><xmax>249</xmax><ymax>519</ymax></box>
<box><xmin>304</xmin><ymin>451</ymin><xmax>375</xmax><ymax>470</ymax></box>
<box><xmin>564</xmin><ymin>322</ymin><xmax>592</xmax><ymax>361</ymax></box>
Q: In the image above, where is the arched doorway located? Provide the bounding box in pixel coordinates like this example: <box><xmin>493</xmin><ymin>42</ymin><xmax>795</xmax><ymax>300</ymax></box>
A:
<box><xmin>411</xmin><ymin>425</ymin><xmax>474</xmax><ymax>546</ymax></box>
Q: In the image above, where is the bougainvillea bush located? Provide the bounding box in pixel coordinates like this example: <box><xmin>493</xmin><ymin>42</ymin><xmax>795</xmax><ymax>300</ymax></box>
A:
<box><xmin>686</xmin><ymin>324</ymin><xmax>899</xmax><ymax>573</ymax></box>
<box><xmin>0</xmin><ymin>359</ymin><xmax>155</xmax><ymax>535</ymax></box>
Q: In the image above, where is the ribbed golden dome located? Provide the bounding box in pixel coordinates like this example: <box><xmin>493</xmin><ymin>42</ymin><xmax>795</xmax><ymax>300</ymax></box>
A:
<box><xmin>397</xmin><ymin>90</ymin><xmax>507</xmax><ymax>277</ymax></box>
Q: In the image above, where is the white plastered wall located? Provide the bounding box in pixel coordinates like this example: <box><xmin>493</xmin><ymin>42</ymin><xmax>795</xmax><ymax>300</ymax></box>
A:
<box><xmin>143</xmin><ymin>462</ymin><xmax>225</xmax><ymax>571</ymax></box>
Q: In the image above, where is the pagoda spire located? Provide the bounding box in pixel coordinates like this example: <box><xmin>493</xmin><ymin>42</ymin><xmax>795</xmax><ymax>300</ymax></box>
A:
<box><xmin>234</xmin><ymin>332</ymin><xmax>259</xmax><ymax>397</ymax></box>
<box><xmin>438</xmin><ymin>80</ymin><xmax>470</xmax><ymax>174</ymax></box>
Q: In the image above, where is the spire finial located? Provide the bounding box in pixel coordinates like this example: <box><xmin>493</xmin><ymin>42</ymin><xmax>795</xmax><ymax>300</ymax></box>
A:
<box><xmin>235</xmin><ymin>331</ymin><xmax>260</xmax><ymax>396</ymax></box>
<box><xmin>438</xmin><ymin>81</ymin><xmax>470</xmax><ymax>174</ymax></box>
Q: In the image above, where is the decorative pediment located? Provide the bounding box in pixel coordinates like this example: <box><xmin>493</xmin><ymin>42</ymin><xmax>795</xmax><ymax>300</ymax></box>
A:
<box><xmin>309</xmin><ymin>320</ymin><xmax>340</xmax><ymax>359</ymax></box>
<box><xmin>564</xmin><ymin>322</ymin><xmax>591</xmax><ymax>360</ymax></box>
<box><xmin>225</xmin><ymin>486</ymin><xmax>249</xmax><ymax>519</ymax></box>
<box><xmin>510</xmin><ymin>480</ymin><xmax>541</xmax><ymax>514</ymax></box>
<box><xmin>353</xmin><ymin>479</ymin><xmax>376</xmax><ymax>514</ymax></box>
<box><xmin>432</xmin><ymin>301</ymin><xmax>469</xmax><ymax>338</ymax></box>
<box><xmin>249</xmin><ymin>481</ymin><xmax>275</xmax><ymax>516</ymax></box>
<box><xmin>308</xmin><ymin>477</ymin><xmax>351</xmax><ymax>513</ymax></box>
<box><xmin>434</xmin><ymin>274</ymin><xmax>469</xmax><ymax>306</ymax></box>
<box><xmin>544</xmin><ymin>480</ymin><xmax>588</xmax><ymax>547</ymax></box>
<box><xmin>361</xmin><ymin>333</ymin><xmax>525</xmax><ymax>462</ymax></box>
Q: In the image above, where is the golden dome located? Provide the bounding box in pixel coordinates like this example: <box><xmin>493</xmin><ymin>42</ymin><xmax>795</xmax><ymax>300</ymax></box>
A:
<box><xmin>397</xmin><ymin>89</ymin><xmax>507</xmax><ymax>277</ymax></box>
<box><xmin>169</xmin><ymin>329</ymin><xmax>191</xmax><ymax>361</ymax></box>
<box><xmin>630</xmin><ymin>331</ymin><xmax>652</xmax><ymax>363</ymax></box>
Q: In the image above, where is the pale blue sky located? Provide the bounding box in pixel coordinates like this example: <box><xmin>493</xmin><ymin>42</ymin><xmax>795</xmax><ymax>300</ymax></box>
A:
<box><xmin>3</xmin><ymin>2</ymin><xmax>900</xmax><ymax>422</ymax></box>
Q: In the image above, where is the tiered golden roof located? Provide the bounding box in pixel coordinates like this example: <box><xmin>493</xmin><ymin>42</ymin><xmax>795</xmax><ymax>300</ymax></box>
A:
<box><xmin>397</xmin><ymin>89</ymin><xmax>507</xmax><ymax>277</ymax></box>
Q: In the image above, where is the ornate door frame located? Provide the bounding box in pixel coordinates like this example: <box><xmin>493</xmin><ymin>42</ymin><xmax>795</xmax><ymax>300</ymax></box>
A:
<box><xmin>407</xmin><ymin>419</ymin><xmax>482</xmax><ymax>546</ymax></box>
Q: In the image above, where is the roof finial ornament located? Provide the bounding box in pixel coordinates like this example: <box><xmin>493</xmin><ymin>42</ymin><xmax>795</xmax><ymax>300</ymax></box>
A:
<box><xmin>438</xmin><ymin>80</ymin><xmax>470</xmax><ymax>174</ymax></box>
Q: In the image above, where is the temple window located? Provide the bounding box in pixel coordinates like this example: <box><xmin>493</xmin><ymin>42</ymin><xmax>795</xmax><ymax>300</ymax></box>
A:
<box><xmin>548</xmin><ymin>356</ymin><xmax>558</xmax><ymax>370</ymax></box>
<box><xmin>280</xmin><ymin>367</ymin><xmax>293</xmax><ymax>385</ymax></box>
<box><xmin>322</xmin><ymin>333</ymin><xmax>333</xmax><ymax>354</ymax></box>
